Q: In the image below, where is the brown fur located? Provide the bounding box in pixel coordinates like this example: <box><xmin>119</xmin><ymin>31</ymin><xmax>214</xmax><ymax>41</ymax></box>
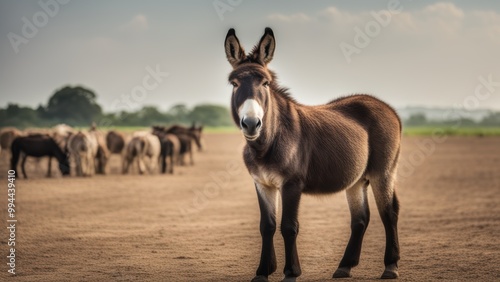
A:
<box><xmin>106</xmin><ymin>130</ymin><xmax>126</xmax><ymax>154</ymax></box>
<box><xmin>89</xmin><ymin>129</ymin><xmax>110</xmax><ymax>175</ymax></box>
<box><xmin>164</xmin><ymin>124</ymin><xmax>203</xmax><ymax>151</ymax></box>
<box><xmin>152</xmin><ymin>127</ymin><xmax>181</xmax><ymax>174</ymax></box>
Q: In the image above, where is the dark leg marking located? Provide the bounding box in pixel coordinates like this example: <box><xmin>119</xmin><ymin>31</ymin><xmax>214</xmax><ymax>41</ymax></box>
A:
<box><xmin>280</xmin><ymin>181</ymin><xmax>302</xmax><ymax>279</ymax></box>
<box><xmin>253</xmin><ymin>183</ymin><xmax>278</xmax><ymax>281</ymax></box>
<box><xmin>333</xmin><ymin>181</ymin><xmax>370</xmax><ymax>278</ymax></box>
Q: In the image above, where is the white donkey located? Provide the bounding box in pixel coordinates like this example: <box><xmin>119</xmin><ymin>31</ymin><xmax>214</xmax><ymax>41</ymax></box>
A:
<box><xmin>67</xmin><ymin>131</ymin><xmax>98</xmax><ymax>176</ymax></box>
<box><xmin>122</xmin><ymin>131</ymin><xmax>161</xmax><ymax>174</ymax></box>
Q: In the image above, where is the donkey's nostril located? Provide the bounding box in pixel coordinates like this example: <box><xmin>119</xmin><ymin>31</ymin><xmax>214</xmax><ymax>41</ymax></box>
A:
<box><xmin>256</xmin><ymin>119</ymin><xmax>262</xmax><ymax>129</ymax></box>
<box><xmin>241</xmin><ymin>120</ymin><xmax>249</xmax><ymax>129</ymax></box>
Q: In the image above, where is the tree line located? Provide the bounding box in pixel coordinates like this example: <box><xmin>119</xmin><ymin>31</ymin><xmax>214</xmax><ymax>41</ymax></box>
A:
<box><xmin>0</xmin><ymin>85</ymin><xmax>234</xmax><ymax>128</ymax></box>
<box><xmin>403</xmin><ymin>112</ymin><xmax>500</xmax><ymax>127</ymax></box>
<box><xmin>1</xmin><ymin>85</ymin><xmax>499</xmax><ymax>129</ymax></box>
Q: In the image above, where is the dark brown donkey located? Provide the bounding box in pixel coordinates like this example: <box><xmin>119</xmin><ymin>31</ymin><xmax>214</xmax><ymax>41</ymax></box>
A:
<box><xmin>153</xmin><ymin>125</ymin><xmax>199</xmax><ymax>165</ymax></box>
<box><xmin>224</xmin><ymin>28</ymin><xmax>401</xmax><ymax>281</ymax></box>
<box><xmin>11</xmin><ymin>134</ymin><xmax>70</xmax><ymax>179</ymax></box>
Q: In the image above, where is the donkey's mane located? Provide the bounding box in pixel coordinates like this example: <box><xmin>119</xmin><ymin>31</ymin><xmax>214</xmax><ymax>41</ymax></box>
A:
<box><xmin>239</xmin><ymin>44</ymin><xmax>263</xmax><ymax>65</ymax></box>
<box><xmin>268</xmin><ymin>69</ymin><xmax>298</xmax><ymax>104</ymax></box>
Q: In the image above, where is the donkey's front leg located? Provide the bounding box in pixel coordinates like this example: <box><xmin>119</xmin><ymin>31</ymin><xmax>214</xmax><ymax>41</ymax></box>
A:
<box><xmin>281</xmin><ymin>180</ymin><xmax>302</xmax><ymax>279</ymax></box>
<box><xmin>253</xmin><ymin>183</ymin><xmax>278</xmax><ymax>282</ymax></box>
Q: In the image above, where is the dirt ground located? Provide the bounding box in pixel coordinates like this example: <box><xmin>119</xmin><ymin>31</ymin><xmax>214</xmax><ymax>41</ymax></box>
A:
<box><xmin>0</xmin><ymin>133</ymin><xmax>499</xmax><ymax>281</ymax></box>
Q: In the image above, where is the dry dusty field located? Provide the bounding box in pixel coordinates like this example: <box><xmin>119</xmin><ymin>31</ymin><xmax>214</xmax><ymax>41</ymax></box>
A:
<box><xmin>0</xmin><ymin>133</ymin><xmax>499</xmax><ymax>281</ymax></box>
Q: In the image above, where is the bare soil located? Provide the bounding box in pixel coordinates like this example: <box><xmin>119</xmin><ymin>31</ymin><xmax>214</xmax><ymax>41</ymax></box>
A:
<box><xmin>0</xmin><ymin>134</ymin><xmax>499</xmax><ymax>281</ymax></box>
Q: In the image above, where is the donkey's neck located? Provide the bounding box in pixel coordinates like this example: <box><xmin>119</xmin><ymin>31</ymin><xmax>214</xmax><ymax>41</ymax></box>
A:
<box><xmin>51</xmin><ymin>141</ymin><xmax>67</xmax><ymax>163</ymax></box>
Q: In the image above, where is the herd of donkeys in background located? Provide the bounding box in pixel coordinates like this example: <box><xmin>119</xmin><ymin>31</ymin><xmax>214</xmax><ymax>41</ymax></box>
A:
<box><xmin>0</xmin><ymin>123</ymin><xmax>204</xmax><ymax>179</ymax></box>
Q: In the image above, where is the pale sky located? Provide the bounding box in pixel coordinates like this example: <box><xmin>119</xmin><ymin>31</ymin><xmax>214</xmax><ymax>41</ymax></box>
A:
<box><xmin>1</xmin><ymin>0</ymin><xmax>499</xmax><ymax>112</ymax></box>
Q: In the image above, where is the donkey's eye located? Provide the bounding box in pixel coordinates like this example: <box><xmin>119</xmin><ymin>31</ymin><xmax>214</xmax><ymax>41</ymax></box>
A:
<box><xmin>231</xmin><ymin>81</ymin><xmax>238</xmax><ymax>87</ymax></box>
<box><xmin>263</xmin><ymin>81</ymin><xmax>270</xmax><ymax>87</ymax></box>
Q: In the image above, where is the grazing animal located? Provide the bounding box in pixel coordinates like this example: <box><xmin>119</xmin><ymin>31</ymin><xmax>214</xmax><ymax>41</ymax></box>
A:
<box><xmin>123</xmin><ymin>131</ymin><xmax>161</xmax><ymax>174</ymax></box>
<box><xmin>173</xmin><ymin>133</ymin><xmax>193</xmax><ymax>166</ymax></box>
<box><xmin>106</xmin><ymin>130</ymin><xmax>126</xmax><ymax>154</ymax></box>
<box><xmin>167</xmin><ymin>123</ymin><xmax>204</xmax><ymax>151</ymax></box>
<box><xmin>153</xmin><ymin>126</ymin><xmax>195</xmax><ymax>166</ymax></box>
<box><xmin>224</xmin><ymin>28</ymin><xmax>401</xmax><ymax>280</ymax></box>
<box><xmin>52</xmin><ymin>124</ymin><xmax>74</xmax><ymax>146</ymax></box>
<box><xmin>89</xmin><ymin>129</ymin><xmax>110</xmax><ymax>174</ymax></box>
<box><xmin>190</xmin><ymin>122</ymin><xmax>204</xmax><ymax>151</ymax></box>
<box><xmin>152</xmin><ymin>128</ymin><xmax>181</xmax><ymax>174</ymax></box>
<box><xmin>10</xmin><ymin>134</ymin><xmax>70</xmax><ymax>179</ymax></box>
<box><xmin>46</xmin><ymin>124</ymin><xmax>74</xmax><ymax>177</ymax></box>
<box><xmin>67</xmin><ymin>131</ymin><xmax>98</xmax><ymax>177</ymax></box>
<box><xmin>106</xmin><ymin>130</ymin><xmax>126</xmax><ymax>172</ymax></box>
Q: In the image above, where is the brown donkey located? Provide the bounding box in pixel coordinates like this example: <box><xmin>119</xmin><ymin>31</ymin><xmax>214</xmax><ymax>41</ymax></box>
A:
<box><xmin>224</xmin><ymin>28</ymin><xmax>401</xmax><ymax>281</ymax></box>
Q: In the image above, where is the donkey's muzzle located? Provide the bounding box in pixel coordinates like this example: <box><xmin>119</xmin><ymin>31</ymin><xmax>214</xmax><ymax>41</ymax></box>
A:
<box><xmin>241</xmin><ymin>117</ymin><xmax>262</xmax><ymax>138</ymax></box>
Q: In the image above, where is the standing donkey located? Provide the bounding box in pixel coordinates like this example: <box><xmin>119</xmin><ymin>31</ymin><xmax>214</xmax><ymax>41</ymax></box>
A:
<box><xmin>224</xmin><ymin>28</ymin><xmax>401</xmax><ymax>281</ymax></box>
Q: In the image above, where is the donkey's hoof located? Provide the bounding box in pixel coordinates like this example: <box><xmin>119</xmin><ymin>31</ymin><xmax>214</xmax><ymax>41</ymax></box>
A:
<box><xmin>282</xmin><ymin>276</ymin><xmax>297</xmax><ymax>282</ymax></box>
<box><xmin>381</xmin><ymin>270</ymin><xmax>398</xmax><ymax>279</ymax></box>
<box><xmin>381</xmin><ymin>264</ymin><xmax>399</xmax><ymax>279</ymax></box>
<box><xmin>332</xmin><ymin>267</ymin><xmax>352</xmax><ymax>278</ymax></box>
<box><xmin>251</xmin><ymin>275</ymin><xmax>269</xmax><ymax>282</ymax></box>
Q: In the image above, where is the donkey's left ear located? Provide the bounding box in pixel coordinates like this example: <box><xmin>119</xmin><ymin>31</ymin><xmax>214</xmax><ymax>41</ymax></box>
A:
<box><xmin>258</xmin><ymin>27</ymin><xmax>276</xmax><ymax>65</ymax></box>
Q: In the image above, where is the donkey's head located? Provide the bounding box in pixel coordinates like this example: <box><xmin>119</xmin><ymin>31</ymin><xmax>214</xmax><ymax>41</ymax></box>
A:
<box><xmin>225</xmin><ymin>28</ymin><xmax>276</xmax><ymax>141</ymax></box>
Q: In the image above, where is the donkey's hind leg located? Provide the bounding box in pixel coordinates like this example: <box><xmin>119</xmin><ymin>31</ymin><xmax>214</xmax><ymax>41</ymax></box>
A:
<box><xmin>371</xmin><ymin>173</ymin><xmax>400</xmax><ymax>279</ymax></box>
<box><xmin>333</xmin><ymin>180</ymin><xmax>370</xmax><ymax>278</ymax></box>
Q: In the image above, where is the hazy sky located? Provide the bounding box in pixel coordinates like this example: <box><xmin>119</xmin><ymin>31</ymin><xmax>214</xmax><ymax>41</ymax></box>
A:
<box><xmin>1</xmin><ymin>0</ymin><xmax>499</xmax><ymax>112</ymax></box>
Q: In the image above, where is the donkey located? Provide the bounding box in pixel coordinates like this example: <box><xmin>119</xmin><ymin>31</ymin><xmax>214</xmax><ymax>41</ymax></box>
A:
<box><xmin>122</xmin><ymin>131</ymin><xmax>161</xmax><ymax>174</ymax></box>
<box><xmin>106</xmin><ymin>130</ymin><xmax>126</xmax><ymax>172</ymax></box>
<box><xmin>106</xmin><ymin>130</ymin><xmax>126</xmax><ymax>154</ymax></box>
<box><xmin>152</xmin><ymin>126</ymin><xmax>181</xmax><ymax>174</ymax></box>
<box><xmin>67</xmin><ymin>131</ymin><xmax>98</xmax><ymax>177</ymax></box>
<box><xmin>224</xmin><ymin>28</ymin><xmax>401</xmax><ymax>281</ymax></box>
<box><xmin>189</xmin><ymin>122</ymin><xmax>204</xmax><ymax>151</ymax></box>
<box><xmin>89</xmin><ymin>128</ymin><xmax>110</xmax><ymax>175</ymax></box>
<box><xmin>153</xmin><ymin>125</ymin><xmax>195</xmax><ymax>166</ymax></box>
<box><xmin>165</xmin><ymin>124</ymin><xmax>203</xmax><ymax>152</ymax></box>
<box><xmin>10</xmin><ymin>134</ymin><xmax>70</xmax><ymax>179</ymax></box>
<box><xmin>47</xmin><ymin>124</ymin><xmax>74</xmax><ymax>177</ymax></box>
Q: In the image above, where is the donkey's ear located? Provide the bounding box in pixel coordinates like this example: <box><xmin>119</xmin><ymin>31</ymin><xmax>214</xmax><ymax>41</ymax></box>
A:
<box><xmin>257</xmin><ymin>27</ymin><xmax>276</xmax><ymax>65</ymax></box>
<box><xmin>225</xmin><ymin>28</ymin><xmax>245</xmax><ymax>68</ymax></box>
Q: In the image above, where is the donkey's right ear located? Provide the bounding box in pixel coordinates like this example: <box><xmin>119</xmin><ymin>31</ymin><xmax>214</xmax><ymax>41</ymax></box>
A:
<box><xmin>225</xmin><ymin>28</ymin><xmax>245</xmax><ymax>68</ymax></box>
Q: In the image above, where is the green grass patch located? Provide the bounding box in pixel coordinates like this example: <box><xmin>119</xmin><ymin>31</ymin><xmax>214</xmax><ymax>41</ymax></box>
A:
<box><xmin>403</xmin><ymin>126</ymin><xmax>500</xmax><ymax>136</ymax></box>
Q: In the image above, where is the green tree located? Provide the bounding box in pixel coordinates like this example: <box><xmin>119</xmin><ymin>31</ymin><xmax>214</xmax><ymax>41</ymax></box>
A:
<box><xmin>45</xmin><ymin>85</ymin><xmax>102</xmax><ymax>125</ymax></box>
<box><xmin>168</xmin><ymin>104</ymin><xmax>190</xmax><ymax>123</ymax></box>
<box><xmin>481</xmin><ymin>111</ymin><xmax>500</xmax><ymax>126</ymax></box>
<box><xmin>0</xmin><ymin>103</ymin><xmax>42</xmax><ymax>128</ymax></box>
<box><xmin>189</xmin><ymin>104</ymin><xmax>233</xmax><ymax>127</ymax></box>
<box><xmin>138</xmin><ymin>106</ymin><xmax>173</xmax><ymax>125</ymax></box>
<box><xmin>404</xmin><ymin>113</ymin><xmax>428</xmax><ymax>126</ymax></box>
